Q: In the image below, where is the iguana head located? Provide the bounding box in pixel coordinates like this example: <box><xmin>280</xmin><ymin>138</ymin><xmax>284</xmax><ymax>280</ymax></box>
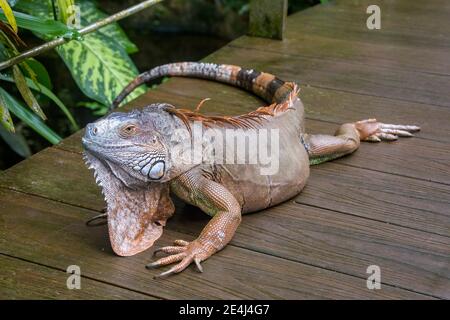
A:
<box><xmin>82</xmin><ymin>104</ymin><xmax>191</xmax><ymax>256</ymax></box>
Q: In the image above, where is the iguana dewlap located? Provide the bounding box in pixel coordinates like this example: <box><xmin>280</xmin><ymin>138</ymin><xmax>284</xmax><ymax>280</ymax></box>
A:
<box><xmin>82</xmin><ymin>62</ymin><xmax>420</xmax><ymax>278</ymax></box>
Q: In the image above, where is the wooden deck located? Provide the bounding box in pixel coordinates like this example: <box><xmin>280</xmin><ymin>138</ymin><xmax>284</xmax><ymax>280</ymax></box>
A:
<box><xmin>1</xmin><ymin>0</ymin><xmax>449</xmax><ymax>299</ymax></box>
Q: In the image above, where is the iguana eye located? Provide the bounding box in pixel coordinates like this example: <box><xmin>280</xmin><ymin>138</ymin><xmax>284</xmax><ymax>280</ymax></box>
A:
<box><xmin>120</xmin><ymin>124</ymin><xmax>138</xmax><ymax>137</ymax></box>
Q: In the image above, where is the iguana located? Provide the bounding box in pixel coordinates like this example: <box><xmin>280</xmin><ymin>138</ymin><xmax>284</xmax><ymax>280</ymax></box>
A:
<box><xmin>82</xmin><ymin>62</ymin><xmax>420</xmax><ymax>278</ymax></box>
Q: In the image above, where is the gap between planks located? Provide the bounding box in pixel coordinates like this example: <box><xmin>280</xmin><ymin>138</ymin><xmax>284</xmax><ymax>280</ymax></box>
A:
<box><xmin>0</xmin><ymin>252</ymin><xmax>160</xmax><ymax>299</ymax></box>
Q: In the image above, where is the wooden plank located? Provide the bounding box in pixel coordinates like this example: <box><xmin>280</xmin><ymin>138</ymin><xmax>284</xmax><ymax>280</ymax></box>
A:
<box><xmin>287</xmin><ymin>1</ymin><xmax>450</xmax><ymax>51</ymax></box>
<box><xmin>0</xmin><ymin>146</ymin><xmax>448</xmax><ymax>297</ymax></box>
<box><xmin>228</xmin><ymin>0</ymin><xmax>450</xmax><ymax>88</ymax></box>
<box><xmin>203</xmin><ymin>45</ymin><xmax>450</xmax><ymax>108</ymax></box>
<box><xmin>297</xmin><ymin>162</ymin><xmax>450</xmax><ymax>237</ymax></box>
<box><xmin>248</xmin><ymin>0</ymin><xmax>287</xmax><ymax>40</ymax></box>
<box><xmin>0</xmin><ymin>255</ymin><xmax>153</xmax><ymax>299</ymax></box>
<box><xmin>335</xmin><ymin>0</ymin><xmax>450</xmax><ymax>11</ymax></box>
<box><xmin>0</xmin><ymin>148</ymin><xmax>105</xmax><ymax>210</ymax></box>
<box><xmin>228</xmin><ymin>0</ymin><xmax>450</xmax><ymax>75</ymax></box>
<box><xmin>168</xmin><ymin>202</ymin><xmax>450</xmax><ymax>299</ymax></box>
<box><xmin>0</xmin><ymin>190</ymin><xmax>424</xmax><ymax>299</ymax></box>
<box><xmin>229</xmin><ymin>33</ymin><xmax>450</xmax><ymax>76</ymax></box>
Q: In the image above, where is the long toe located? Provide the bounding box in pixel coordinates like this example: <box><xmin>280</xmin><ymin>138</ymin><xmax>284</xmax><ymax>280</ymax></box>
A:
<box><xmin>146</xmin><ymin>252</ymin><xmax>186</xmax><ymax>269</ymax></box>
<box><xmin>153</xmin><ymin>246</ymin><xmax>187</xmax><ymax>256</ymax></box>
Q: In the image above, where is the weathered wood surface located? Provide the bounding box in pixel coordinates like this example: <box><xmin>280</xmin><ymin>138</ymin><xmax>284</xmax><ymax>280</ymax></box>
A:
<box><xmin>0</xmin><ymin>255</ymin><xmax>154</xmax><ymax>299</ymax></box>
<box><xmin>2</xmin><ymin>189</ymin><xmax>425</xmax><ymax>299</ymax></box>
<box><xmin>0</xmin><ymin>0</ymin><xmax>449</xmax><ymax>299</ymax></box>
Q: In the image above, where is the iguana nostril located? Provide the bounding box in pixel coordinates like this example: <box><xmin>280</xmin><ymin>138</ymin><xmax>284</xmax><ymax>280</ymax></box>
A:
<box><xmin>92</xmin><ymin>127</ymin><xmax>98</xmax><ymax>135</ymax></box>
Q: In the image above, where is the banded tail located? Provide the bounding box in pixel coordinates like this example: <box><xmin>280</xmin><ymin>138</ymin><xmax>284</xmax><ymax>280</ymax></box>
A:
<box><xmin>111</xmin><ymin>62</ymin><xmax>296</xmax><ymax>109</ymax></box>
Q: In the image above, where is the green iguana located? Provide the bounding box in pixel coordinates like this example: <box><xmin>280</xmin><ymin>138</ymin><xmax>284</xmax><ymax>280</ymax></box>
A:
<box><xmin>82</xmin><ymin>62</ymin><xmax>420</xmax><ymax>278</ymax></box>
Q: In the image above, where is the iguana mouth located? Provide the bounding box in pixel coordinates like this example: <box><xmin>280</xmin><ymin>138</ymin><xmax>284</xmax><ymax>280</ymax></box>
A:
<box><xmin>83</xmin><ymin>151</ymin><xmax>167</xmax><ymax>256</ymax></box>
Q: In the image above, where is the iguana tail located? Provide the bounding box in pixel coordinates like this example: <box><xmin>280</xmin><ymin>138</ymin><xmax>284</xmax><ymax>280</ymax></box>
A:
<box><xmin>111</xmin><ymin>62</ymin><xmax>296</xmax><ymax>109</ymax></box>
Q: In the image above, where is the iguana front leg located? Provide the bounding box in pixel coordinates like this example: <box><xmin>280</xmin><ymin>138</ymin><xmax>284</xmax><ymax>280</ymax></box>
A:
<box><xmin>305</xmin><ymin>119</ymin><xmax>420</xmax><ymax>165</ymax></box>
<box><xmin>146</xmin><ymin>171</ymin><xmax>242</xmax><ymax>278</ymax></box>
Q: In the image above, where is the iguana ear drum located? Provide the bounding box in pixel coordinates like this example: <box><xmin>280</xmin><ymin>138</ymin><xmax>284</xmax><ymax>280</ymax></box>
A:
<box><xmin>142</xmin><ymin>160</ymin><xmax>165</xmax><ymax>180</ymax></box>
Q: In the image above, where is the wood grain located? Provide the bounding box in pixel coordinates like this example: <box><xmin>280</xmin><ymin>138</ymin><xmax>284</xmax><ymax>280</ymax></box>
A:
<box><xmin>169</xmin><ymin>201</ymin><xmax>450</xmax><ymax>298</ymax></box>
<box><xmin>0</xmin><ymin>189</ymin><xmax>426</xmax><ymax>299</ymax></box>
<box><xmin>204</xmin><ymin>45</ymin><xmax>450</xmax><ymax>108</ymax></box>
<box><xmin>0</xmin><ymin>255</ymin><xmax>154</xmax><ymax>299</ymax></box>
<box><xmin>288</xmin><ymin>1</ymin><xmax>450</xmax><ymax>51</ymax></box>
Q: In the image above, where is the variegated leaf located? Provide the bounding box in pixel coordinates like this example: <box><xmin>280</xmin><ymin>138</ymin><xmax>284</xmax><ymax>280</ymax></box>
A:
<box><xmin>56</xmin><ymin>32</ymin><xmax>145</xmax><ymax>106</ymax></box>
<box><xmin>16</xmin><ymin>0</ymin><xmax>143</xmax><ymax>106</ymax></box>
<box><xmin>78</xmin><ymin>0</ymin><xmax>138</xmax><ymax>53</ymax></box>
<box><xmin>16</xmin><ymin>0</ymin><xmax>138</xmax><ymax>53</ymax></box>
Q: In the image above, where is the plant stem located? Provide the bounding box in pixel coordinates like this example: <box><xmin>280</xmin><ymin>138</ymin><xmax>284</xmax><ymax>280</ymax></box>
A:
<box><xmin>0</xmin><ymin>0</ymin><xmax>163</xmax><ymax>71</ymax></box>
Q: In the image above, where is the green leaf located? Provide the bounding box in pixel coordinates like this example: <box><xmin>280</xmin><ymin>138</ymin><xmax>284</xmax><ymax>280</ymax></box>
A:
<box><xmin>0</xmin><ymin>88</ymin><xmax>14</xmax><ymax>131</ymax></box>
<box><xmin>0</xmin><ymin>41</ymin><xmax>7</xmax><ymax>60</ymax></box>
<box><xmin>0</xmin><ymin>10</ymin><xmax>77</xmax><ymax>38</ymax></box>
<box><xmin>56</xmin><ymin>32</ymin><xmax>145</xmax><ymax>106</ymax></box>
<box><xmin>15</xmin><ymin>0</ymin><xmax>142</xmax><ymax>107</ymax></box>
<box><xmin>0</xmin><ymin>72</ymin><xmax>78</xmax><ymax>130</ymax></box>
<box><xmin>15</xmin><ymin>0</ymin><xmax>138</xmax><ymax>53</ymax></box>
<box><xmin>13</xmin><ymin>0</ymin><xmax>51</xmax><ymax>17</ymax></box>
<box><xmin>78</xmin><ymin>0</ymin><xmax>138</xmax><ymax>54</ymax></box>
<box><xmin>0</xmin><ymin>124</ymin><xmax>31</xmax><ymax>157</ymax></box>
<box><xmin>19</xmin><ymin>60</ymin><xmax>38</xmax><ymax>85</ymax></box>
<box><xmin>7</xmin><ymin>0</ymin><xmax>19</xmax><ymax>7</ymax></box>
<box><xmin>22</xmin><ymin>58</ymin><xmax>53</xmax><ymax>90</ymax></box>
<box><xmin>0</xmin><ymin>86</ymin><xmax>61</xmax><ymax>144</ymax></box>
<box><xmin>56</xmin><ymin>0</ymin><xmax>74</xmax><ymax>24</ymax></box>
<box><xmin>12</xmin><ymin>64</ymin><xmax>47</xmax><ymax>119</ymax></box>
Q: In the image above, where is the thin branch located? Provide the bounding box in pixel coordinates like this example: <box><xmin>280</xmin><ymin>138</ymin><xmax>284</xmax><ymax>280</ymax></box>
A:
<box><xmin>0</xmin><ymin>0</ymin><xmax>163</xmax><ymax>71</ymax></box>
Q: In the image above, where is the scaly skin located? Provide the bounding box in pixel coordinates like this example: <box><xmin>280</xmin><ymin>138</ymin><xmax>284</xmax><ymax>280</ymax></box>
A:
<box><xmin>82</xmin><ymin>62</ymin><xmax>420</xmax><ymax>278</ymax></box>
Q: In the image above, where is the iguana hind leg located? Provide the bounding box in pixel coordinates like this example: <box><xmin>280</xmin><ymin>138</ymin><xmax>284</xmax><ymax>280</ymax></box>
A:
<box><xmin>146</xmin><ymin>170</ymin><xmax>242</xmax><ymax>278</ymax></box>
<box><xmin>304</xmin><ymin>119</ymin><xmax>420</xmax><ymax>165</ymax></box>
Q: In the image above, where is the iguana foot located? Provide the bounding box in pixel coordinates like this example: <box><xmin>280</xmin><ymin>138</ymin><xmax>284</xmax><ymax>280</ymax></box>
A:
<box><xmin>355</xmin><ymin>119</ymin><xmax>420</xmax><ymax>142</ymax></box>
<box><xmin>146</xmin><ymin>239</ymin><xmax>209</xmax><ymax>278</ymax></box>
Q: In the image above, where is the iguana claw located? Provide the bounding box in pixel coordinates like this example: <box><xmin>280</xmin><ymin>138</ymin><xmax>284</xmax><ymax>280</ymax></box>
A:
<box><xmin>355</xmin><ymin>119</ymin><xmax>420</xmax><ymax>142</ymax></box>
<box><xmin>146</xmin><ymin>239</ymin><xmax>207</xmax><ymax>278</ymax></box>
<box><xmin>85</xmin><ymin>212</ymin><xmax>107</xmax><ymax>227</ymax></box>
